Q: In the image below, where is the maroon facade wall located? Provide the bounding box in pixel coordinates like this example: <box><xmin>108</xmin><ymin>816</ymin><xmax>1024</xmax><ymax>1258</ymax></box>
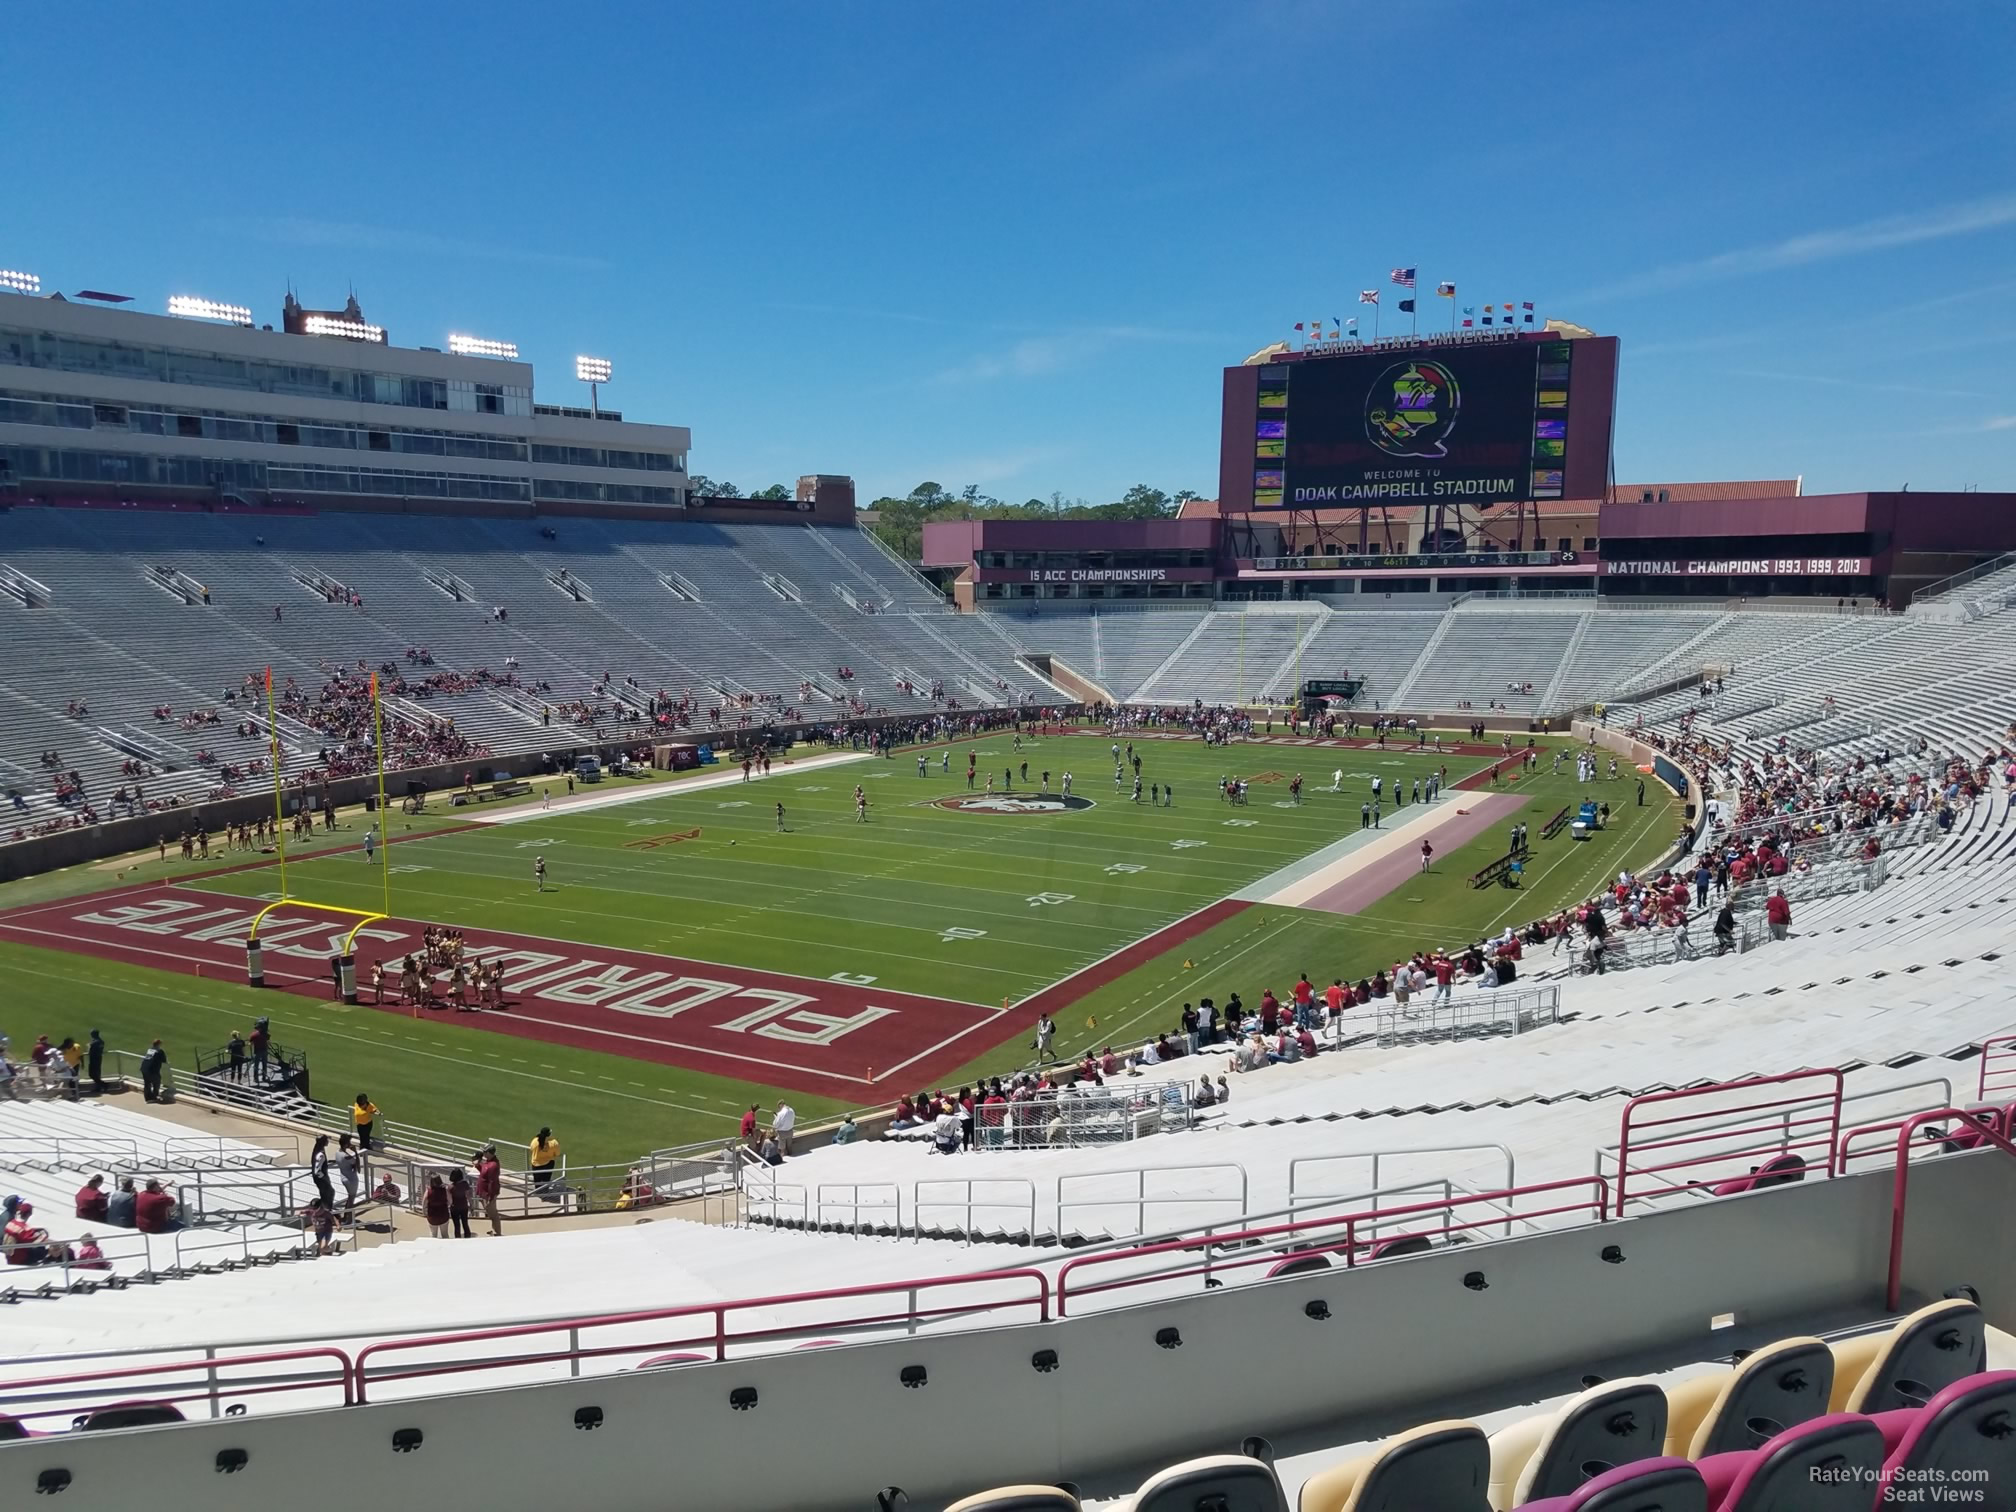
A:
<box><xmin>1218</xmin><ymin>363</ymin><xmax>1260</xmax><ymax>514</ymax></box>
<box><xmin>922</xmin><ymin>517</ymin><xmax>1223</xmax><ymax>565</ymax></box>
<box><xmin>1597</xmin><ymin>492</ymin><xmax>2016</xmax><ymax>550</ymax></box>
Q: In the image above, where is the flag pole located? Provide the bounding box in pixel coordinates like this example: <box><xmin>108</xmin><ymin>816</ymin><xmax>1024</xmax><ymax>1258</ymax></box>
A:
<box><xmin>372</xmin><ymin>670</ymin><xmax>390</xmax><ymax>921</ymax></box>
<box><xmin>1411</xmin><ymin>275</ymin><xmax>1419</xmax><ymax>336</ymax></box>
<box><xmin>264</xmin><ymin>666</ymin><xmax>289</xmax><ymax>899</ymax></box>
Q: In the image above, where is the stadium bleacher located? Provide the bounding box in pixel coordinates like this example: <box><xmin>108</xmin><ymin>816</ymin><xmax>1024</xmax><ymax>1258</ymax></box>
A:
<box><xmin>4</xmin><ymin>502</ymin><xmax>2016</xmax><ymax>1509</ymax></box>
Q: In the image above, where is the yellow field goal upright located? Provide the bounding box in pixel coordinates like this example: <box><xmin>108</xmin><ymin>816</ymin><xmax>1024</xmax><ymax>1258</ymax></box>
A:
<box><xmin>243</xmin><ymin>666</ymin><xmax>395</xmax><ymax>1004</ymax></box>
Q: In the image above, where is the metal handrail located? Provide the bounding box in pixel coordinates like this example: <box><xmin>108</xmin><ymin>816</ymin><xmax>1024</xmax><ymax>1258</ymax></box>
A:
<box><xmin>1610</xmin><ymin>1070</ymin><xmax>1845</xmax><ymax>1217</ymax></box>
<box><xmin>1877</xmin><ymin>1109</ymin><xmax>2016</xmax><ymax>1310</ymax></box>
<box><xmin>0</xmin><ymin>1346</ymin><xmax>355</xmax><ymax>1430</ymax></box>
<box><xmin>1053</xmin><ymin>1176</ymin><xmax>1610</xmax><ymax>1316</ymax></box>
<box><xmin>352</xmin><ymin>1268</ymin><xmax>1053</xmax><ymax>1401</ymax></box>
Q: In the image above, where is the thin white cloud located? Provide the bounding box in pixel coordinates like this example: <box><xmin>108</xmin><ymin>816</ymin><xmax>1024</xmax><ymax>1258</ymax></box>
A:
<box><xmin>216</xmin><ymin>217</ymin><xmax>606</xmax><ymax>271</ymax></box>
<box><xmin>1728</xmin><ymin>368</ymin><xmax>1991</xmax><ymax>401</ymax></box>
<box><xmin>1579</xmin><ymin>192</ymin><xmax>2016</xmax><ymax>303</ymax></box>
<box><xmin>930</xmin><ymin>325</ymin><xmax>1214</xmax><ymax>385</ymax></box>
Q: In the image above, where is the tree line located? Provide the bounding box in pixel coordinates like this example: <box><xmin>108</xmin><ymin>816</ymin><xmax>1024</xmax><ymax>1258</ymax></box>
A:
<box><xmin>855</xmin><ymin>482</ymin><xmax>1202</xmax><ymax>560</ymax></box>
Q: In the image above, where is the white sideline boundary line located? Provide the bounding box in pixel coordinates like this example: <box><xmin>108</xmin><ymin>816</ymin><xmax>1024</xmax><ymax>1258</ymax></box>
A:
<box><xmin>468</xmin><ymin>751</ymin><xmax>875</xmax><ymax>824</ymax></box>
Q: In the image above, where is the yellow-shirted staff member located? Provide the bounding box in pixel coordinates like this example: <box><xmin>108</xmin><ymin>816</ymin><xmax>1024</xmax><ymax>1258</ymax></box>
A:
<box><xmin>529</xmin><ymin>1127</ymin><xmax>563</xmax><ymax>1190</ymax></box>
<box><xmin>353</xmin><ymin>1094</ymin><xmax>380</xmax><ymax>1151</ymax></box>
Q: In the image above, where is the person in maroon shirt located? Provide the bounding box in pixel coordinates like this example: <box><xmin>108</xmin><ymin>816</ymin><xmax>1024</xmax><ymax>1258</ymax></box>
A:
<box><xmin>133</xmin><ymin>1180</ymin><xmax>177</xmax><ymax>1233</ymax></box>
<box><xmin>74</xmin><ymin>1174</ymin><xmax>109</xmax><ymax>1222</ymax></box>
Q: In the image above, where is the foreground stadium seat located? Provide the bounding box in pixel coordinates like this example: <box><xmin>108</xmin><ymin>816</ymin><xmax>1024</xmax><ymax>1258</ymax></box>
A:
<box><xmin>1661</xmin><ymin>1338</ymin><xmax>1834</xmax><ymax>1457</ymax></box>
<box><xmin>1709</xmin><ymin>1154</ymin><xmax>1807</xmax><ymax>1197</ymax></box>
<box><xmin>1515</xmin><ymin>1459</ymin><xmax>1705</xmax><ymax>1512</ymax></box>
<box><xmin>1297</xmin><ymin>1421</ymin><xmax>1489</xmax><ymax>1512</ymax></box>
<box><xmin>1136</xmin><ymin>1452</ymin><xmax>1288</xmax><ymax>1512</ymax></box>
<box><xmin>1488</xmin><ymin>1379</ymin><xmax>1667</xmax><ymax>1507</ymax></box>
<box><xmin>1876</xmin><ymin>1371</ymin><xmax>2016</xmax><ymax>1507</ymax></box>
<box><xmin>635</xmin><ymin>1352</ymin><xmax>709</xmax><ymax>1369</ymax></box>
<box><xmin>944</xmin><ymin>1486</ymin><xmax>1081</xmax><ymax>1512</ymax></box>
<box><xmin>74</xmin><ymin>1401</ymin><xmax>185</xmax><ymax>1432</ymax></box>
<box><xmin>1830</xmin><ymin>1298</ymin><xmax>1984</xmax><ymax>1413</ymax></box>
<box><xmin>1694</xmin><ymin>1413</ymin><xmax>1884</xmax><ymax>1511</ymax></box>
<box><xmin>0</xmin><ymin>1413</ymin><xmax>31</xmax><ymax>1440</ymax></box>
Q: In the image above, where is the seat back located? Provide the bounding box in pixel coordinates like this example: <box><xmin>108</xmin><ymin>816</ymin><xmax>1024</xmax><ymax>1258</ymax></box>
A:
<box><xmin>1879</xmin><ymin>1370</ymin><xmax>2016</xmax><ymax>1507</ymax></box>
<box><xmin>944</xmin><ymin>1486</ymin><xmax>1082</xmax><ymax>1512</ymax></box>
<box><xmin>1838</xmin><ymin>1299</ymin><xmax>1985</xmax><ymax>1414</ymax></box>
<box><xmin>1550</xmin><ymin>1460</ymin><xmax>1705</xmax><ymax>1512</ymax></box>
<box><xmin>0</xmin><ymin>1413</ymin><xmax>29</xmax><ymax>1441</ymax></box>
<box><xmin>1669</xmin><ymin>1339</ymin><xmax>1834</xmax><ymax>1458</ymax></box>
<box><xmin>75</xmin><ymin>1401</ymin><xmax>185</xmax><ymax>1432</ymax></box>
<box><xmin>1135</xmin><ymin>1453</ymin><xmax>1288</xmax><ymax>1512</ymax></box>
<box><xmin>1513</xmin><ymin>1380</ymin><xmax>1669</xmax><ymax>1504</ymax></box>
<box><xmin>1268</xmin><ymin>1254</ymin><xmax>1331</xmax><ymax>1279</ymax></box>
<box><xmin>1344</xmin><ymin>1422</ymin><xmax>1489</xmax><ymax>1512</ymax></box>
<box><xmin>1712</xmin><ymin>1414</ymin><xmax>1886</xmax><ymax>1512</ymax></box>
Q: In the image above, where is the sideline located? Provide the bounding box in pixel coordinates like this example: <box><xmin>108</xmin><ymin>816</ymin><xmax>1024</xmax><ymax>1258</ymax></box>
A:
<box><xmin>471</xmin><ymin>750</ymin><xmax>874</xmax><ymax>824</ymax></box>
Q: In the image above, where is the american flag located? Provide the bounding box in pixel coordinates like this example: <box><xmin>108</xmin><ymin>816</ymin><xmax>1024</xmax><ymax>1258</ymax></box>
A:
<box><xmin>1359</xmin><ymin>289</ymin><xmax>1380</xmax><ymax>305</ymax></box>
<box><xmin>1390</xmin><ymin>267</ymin><xmax>1416</xmax><ymax>288</ymax></box>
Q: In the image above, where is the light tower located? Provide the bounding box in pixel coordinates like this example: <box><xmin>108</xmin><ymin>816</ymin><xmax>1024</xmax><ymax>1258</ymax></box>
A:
<box><xmin>575</xmin><ymin>355</ymin><xmax>612</xmax><ymax>417</ymax></box>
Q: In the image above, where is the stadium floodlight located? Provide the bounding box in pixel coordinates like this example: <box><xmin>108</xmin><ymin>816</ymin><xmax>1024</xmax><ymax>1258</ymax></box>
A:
<box><xmin>575</xmin><ymin>354</ymin><xmax>612</xmax><ymax>416</ymax></box>
<box><xmin>167</xmin><ymin>295</ymin><xmax>254</xmax><ymax>326</ymax></box>
<box><xmin>0</xmin><ymin>269</ymin><xmax>40</xmax><ymax>295</ymax></box>
<box><xmin>303</xmin><ymin>315</ymin><xmax>387</xmax><ymax>343</ymax></box>
<box><xmin>448</xmin><ymin>333</ymin><xmax>520</xmax><ymax>360</ymax></box>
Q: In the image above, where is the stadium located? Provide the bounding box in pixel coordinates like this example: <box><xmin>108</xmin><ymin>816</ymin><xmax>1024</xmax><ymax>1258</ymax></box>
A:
<box><xmin>3</xmin><ymin>266</ymin><xmax>2016</xmax><ymax>1512</ymax></box>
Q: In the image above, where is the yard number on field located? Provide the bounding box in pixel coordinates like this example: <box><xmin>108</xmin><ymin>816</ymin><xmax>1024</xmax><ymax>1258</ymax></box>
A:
<box><xmin>1171</xmin><ymin>839</ymin><xmax>1208</xmax><ymax>849</ymax></box>
<box><xmin>1026</xmin><ymin>892</ymin><xmax>1075</xmax><ymax>908</ymax></box>
<box><xmin>828</xmin><ymin>972</ymin><xmax>878</xmax><ymax>986</ymax></box>
<box><xmin>1223</xmin><ymin>819</ymin><xmax>1257</xmax><ymax>828</ymax></box>
<box><xmin>1104</xmin><ymin>863</ymin><xmax>1145</xmax><ymax>874</ymax></box>
<box><xmin>387</xmin><ymin>864</ymin><xmax>430</xmax><ymax>874</ymax></box>
<box><xmin>515</xmin><ymin>838</ymin><xmax>560</xmax><ymax>849</ymax></box>
<box><xmin>717</xmin><ymin>800</ymin><xmax>751</xmax><ymax>809</ymax></box>
<box><xmin>940</xmin><ymin>926</ymin><xmax>988</xmax><ymax>942</ymax></box>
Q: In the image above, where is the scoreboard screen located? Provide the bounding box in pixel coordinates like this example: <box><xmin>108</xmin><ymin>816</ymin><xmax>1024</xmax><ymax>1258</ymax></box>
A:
<box><xmin>1237</xmin><ymin>334</ymin><xmax>1617</xmax><ymax>509</ymax></box>
<box><xmin>1300</xmin><ymin>678</ymin><xmax>1365</xmax><ymax>701</ymax></box>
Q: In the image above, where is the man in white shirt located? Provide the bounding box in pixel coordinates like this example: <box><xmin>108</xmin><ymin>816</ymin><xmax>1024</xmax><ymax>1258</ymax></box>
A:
<box><xmin>772</xmin><ymin>1101</ymin><xmax>796</xmax><ymax>1156</ymax></box>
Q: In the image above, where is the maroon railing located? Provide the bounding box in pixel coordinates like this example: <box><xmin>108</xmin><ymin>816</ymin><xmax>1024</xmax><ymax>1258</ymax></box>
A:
<box><xmin>1054</xmin><ymin>1177</ymin><xmax>1610</xmax><ymax>1317</ymax></box>
<box><xmin>0</xmin><ymin>1347</ymin><xmax>354</xmax><ymax>1431</ymax></box>
<box><xmin>1877</xmin><ymin>1109</ymin><xmax>2016</xmax><ymax>1310</ymax></box>
<box><xmin>353</xmin><ymin>1268</ymin><xmax>1051</xmax><ymax>1403</ymax></box>
<box><xmin>1611</xmin><ymin>1069</ymin><xmax>1844</xmax><ymax>1216</ymax></box>
<box><xmin>1977</xmin><ymin>1035</ymin><xmax>2016</xmax><ymax>1102</ymax></box>
<box><xmin>1836</xmin><ymin>1105</ymin><xmax>2010</xmax><ymax>1172</ymax></box>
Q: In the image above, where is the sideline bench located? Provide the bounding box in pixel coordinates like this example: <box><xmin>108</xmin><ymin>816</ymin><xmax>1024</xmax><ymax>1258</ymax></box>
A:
<box><xmin>1539</xmin><ymin>805</ymin><xmax>1572</xmax><ymax>841</ymax></box>
<box><xmin>450</xmin><ymin>779</ymin><xmax>532</xmax><ymax>807</ymax></box>
<box><xmin>1470</xmin><ymin>848</ymin><xmax>1529</xmax><ymax>889</ymax></box>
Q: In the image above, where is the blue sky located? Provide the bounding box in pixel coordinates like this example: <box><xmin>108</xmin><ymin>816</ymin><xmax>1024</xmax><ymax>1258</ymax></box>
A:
<box><xmin>7</xmin><ymin>1</ymin><xmax>2012</xmax><ymax>503</ymax></box>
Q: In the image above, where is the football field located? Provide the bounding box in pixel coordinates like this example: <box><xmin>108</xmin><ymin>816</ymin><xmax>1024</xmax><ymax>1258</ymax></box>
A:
<box><xmin>0</xmin><ymin>728</ymin><xmax>1683</xmax><ymax>1162</ymax></box>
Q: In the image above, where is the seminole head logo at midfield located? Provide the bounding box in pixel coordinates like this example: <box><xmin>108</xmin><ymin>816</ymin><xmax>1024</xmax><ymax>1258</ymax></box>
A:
<box><xmin>1365</xmin><ymin>360</ymin><xmax>1460</xmax><ymax>459</ymax></box>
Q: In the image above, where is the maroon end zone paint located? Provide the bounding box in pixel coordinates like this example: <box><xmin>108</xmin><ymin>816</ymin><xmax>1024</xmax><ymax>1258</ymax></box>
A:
<box><xmin>0</xmin><ymin>886</ymin><xmax>1003</xmax><ymax>1100</ymax></box>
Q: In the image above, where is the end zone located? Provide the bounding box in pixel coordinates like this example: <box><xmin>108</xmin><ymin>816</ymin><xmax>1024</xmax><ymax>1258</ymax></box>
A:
<box><xmin>0</xmin><ymin>886</ymin><xmax>1002</xmax><ymax>1100</ymax></box>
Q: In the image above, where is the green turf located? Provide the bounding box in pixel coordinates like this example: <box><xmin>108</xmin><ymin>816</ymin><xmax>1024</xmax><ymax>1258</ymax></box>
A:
<box><xmin>179</xmin><ymin>734</ymin><xmax>1499</xmax><ymax>1000</ymax></box>
<box><xmin>0</xmin><ymin>729</ymin><xmax>1682</xmax><ymax>1162</ymax></box>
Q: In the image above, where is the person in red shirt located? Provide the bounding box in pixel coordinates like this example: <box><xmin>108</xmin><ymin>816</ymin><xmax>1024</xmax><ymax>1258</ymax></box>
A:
<box><xmin>892</xmin><ymin>1095</ymin><xmax>917</xmax><ymax>1129</ymax></box>
<box><xmin>1766</xmin><ymin>889</ymin><xmax>1792</xmax><ymax>941</ymax></box>
<box><xmin>739</xmin><ymin>1104</ymin><xmax>760</xmax><ymax>1147</ymax></box>
<box><xmin>133</xmin><ymin>1180</ymin><xmax>177</xmax><ymax>1234</ymax></box>
<box><xmin>4</xmin><ymin>1203</ymin><xmax>48</xmax><ymax>1264</ymax></box>
<box><xmin>75</xmin><ymin>1174</ymin><xmax>109</xmax><ymax>1222</ymax></box>
<box><xmin>1433</xmin><ymin>955</ymin><xmax>1455</xmax><ymax>1004</ymax></box>
<box><xmin>1292</xmin><ymin>975</ymin><xmax>1315</xmax><ymax>1029</ymax></box>
<box><xmin>1323</xmin><ymin>979</ymin><xmax>1346</xmax><ymax>1022</ymax></box>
